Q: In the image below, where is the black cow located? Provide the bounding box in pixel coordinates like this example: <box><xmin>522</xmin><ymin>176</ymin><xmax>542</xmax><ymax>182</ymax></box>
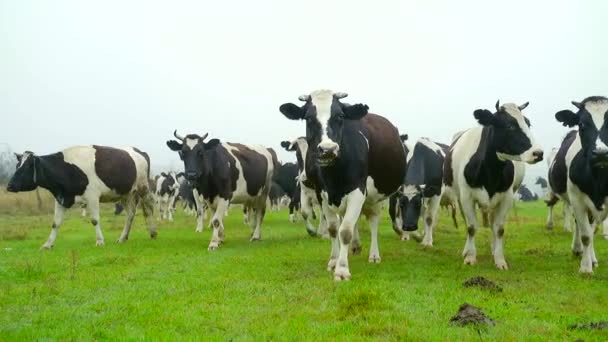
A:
<box><xmin>280</xmin><ymin>89</ymin><xmax>407</xmax><ymax>281</ymax></box>
<box><xmin>7</xmin><ymin>146</ymin><xmax>156</xmax><ymax>247</ymax></box>
<box><xmin>516</xmin><ymin>185</ymin><xmax>538</xmax><ymax>202</ymax></box>
<box><xmin>166</xmin><ymin>131</ymin><xmax>277</xmax><ymax>250</ymax></box>
<box><xmin>272</xmin><ymin>161</ymin><xmax>300</xmax><ymax>217</ymax></box>
<box><xmin>444</xmin><ymin>101</ymin><xmax>543</xmax><ymax>270</ymax></box>
<box><xmin>553</xmin><ymin>96</ymin><xmax>608</xmax><ymax>273</ymax></box>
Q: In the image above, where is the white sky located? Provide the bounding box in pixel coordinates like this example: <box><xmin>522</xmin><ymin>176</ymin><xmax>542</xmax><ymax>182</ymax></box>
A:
<box><xmin>1</xmin><ymin>0</ymin><xmax>607</xmax><ymax>189</ymax></box>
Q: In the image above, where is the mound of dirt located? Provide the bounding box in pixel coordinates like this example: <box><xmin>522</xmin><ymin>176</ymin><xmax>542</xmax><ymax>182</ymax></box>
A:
<box><xmin>450</xmin><ymin>303</ymin><xmax>495</xmax><ymax>327</ymax></box>
<box><xmin>568</xmin><ymin>321</ymin><xmax>608</xmax><ymax>331</ymax></box>
<box><xmin>463</xmin><ymin>277</ymin><xmax>503</xmax><ymax>292</ymax></box>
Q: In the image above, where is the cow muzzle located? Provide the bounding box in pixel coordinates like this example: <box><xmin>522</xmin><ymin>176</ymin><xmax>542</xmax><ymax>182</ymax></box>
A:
<box><xmin>6</xmin><ymin>182</ymin><xmax>16</xmax><ymax>192</ymax></box>
<box><xmin>402</xmin><ymin>223</ymin><xmax>418</xmax><ymax>232</ymax></box>
<box><xmin>317</xmin><ymin>140</ymin><xmax>339</xmax><ymax>166</ymax></box>
<box><xmin>592</xmin><ymin>147</ymin><xmax>608</xmax><ymax>168</ymax></box>
<box><xmin>185</xmin><ymin>172</ymin><xmax>199</xmax><ymax>181</ymax></box>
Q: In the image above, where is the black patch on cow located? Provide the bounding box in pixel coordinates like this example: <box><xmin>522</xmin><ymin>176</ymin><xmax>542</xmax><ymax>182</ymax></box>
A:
<box><xmin>463</xmin><ymin>127</ymin><xmax>514</xmax><ymax>198</ymax></box>
<box><xmin>197</xmin><ymin>143</ymin><xmax>239</xmax><ymax>201</ymax></box>
<box><xmin>549</xmin><ymin>130</ymin><xmax>577</xmax><ymax>196</ymax></box>
<box><xmin>93</xmin><ymin>146</ymin><xmax>136</xmax><ymax>195</ymax></box>
<box><xmin>274</xmin><ymin>162</ymin><xmax>298</xmax><ymax>198</ymax></box>
<box><xmin>133</xmin><ymin>147</ymin><xmax>150</xmax><ymax>177</ymax></box>
<box><xmin>230</xmin><ymin>143</ymin><xmax>269</xmax><ymax>197</ymax></box>
<box><xmin>159</xmin><ymin>174</ymin><xmax>176</xmax><ymax>196</ymax></box>
<box><xmin>569</xmin><ymin>151</ymin><xmax>608</xmax><ymax>210</ymax></box>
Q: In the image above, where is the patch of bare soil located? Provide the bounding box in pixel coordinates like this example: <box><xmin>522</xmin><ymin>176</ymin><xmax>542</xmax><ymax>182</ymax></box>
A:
<box><xmin>450</xmin><ymin>303</ymin><xmax>495</xmax><ymax>327</ymax></box>
<box><xmin>463</xmin><ymin>277</ymin><xmax>503</xmax><ymax>292</ymax></box>
<box><xmin>568</xmin><ymin>321</ymin><xmax>608</xmax><ymax>331</ymax></box>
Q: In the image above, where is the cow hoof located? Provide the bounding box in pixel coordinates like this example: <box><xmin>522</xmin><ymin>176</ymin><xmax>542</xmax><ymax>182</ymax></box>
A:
<box><xmin>400</xmin><ymin>233</ymin><xmax>410</xmax><ymax>241</ymax></box>
<box><xmin>305</xmin><ymin>228</ymin><xmax>317</xmax><ymax>237</ymax></box>
<box><xmin>421</xmin><ymin>239</ymin><xmax>433</xmax><ymax>248</ymax></box>
<box><xmin>545</xmin><ymin>223</ymin><xmax>553</xmax><ymax>230</ymax></box>
<box><xmin>368</xmin><ymin>254</ymin><xmax>381</xmax><ymax>264</ymax></box>
<box><xmin>195</xmin><ymin>228</ymin><xmax>203</xmax><ymax>233</ymax></box>
<box><xmin>579</xmin><ymin>265</ymin><xmax>594</xmax><ymax>274</ymax></box>
<box><xmin>320</xmin><ymin>233</ymin><xmax>330</xmax><ymax>240</ymax></box>
<box><xmin>351</xmin><ymin>245</ymin><xmax>362</xmax><ymax>256</ymax></box>
<box><xmin>149</xmin><ymin>232</ymin><xmax>157</xmax><ymax>239</ymax></box>
<box><xmin>40</xmin><ymin>244</ymin><xmax>53</xmax><ymax>250</ymax></box>
<box><xmin>96</xmin><ymin>240</ymin><xmax>105</xmax><ymax>246</ymax></box>
<box><xmin>250</xmin><ymin>236</ymin><xmax>261</xmax><ymax>242</ymax></box>
<box><xmin>464</xmin><ymin>255</ymin><xmax>477</xmax><ymax>265</ymax></box>
<box><xmin>208</xmin><ymin>242</ymin><xmax>220</xmax><ymax>251</ymax></box>
<box><xmin>327</xmin><ymin>258</ymin><xmax>337</xmax><ymax>272</ymax></box>
<box><xmin>117</xmin><ymin>238</ymin><xmax>127</xmax><ymax>244</ymax></box>
<box><xmin>593</xmin><ymin>261</ymin><xmax>599</xmax><ymax>268</ymax></box>
<box><xmin>564</xmin><ymin>227</ymin><xmax>573</xmax><ymax>233</ymax></box>
<box><xmin>572</xmin><ymin>249</ymin><xmax>583</xmax><ymax>257</ymax></box>
<box><xmin>604</xmin><ymin>235</ymin><xmax>608</xmax><ymax>240</ymax></box>
<box><xmin>334</xmin><ymin>267</ymin><xmax>351</xmax><ymax>282</ymax></box>
<box><xmin>495</xmin><ymin>260</ymin><xmax>509</xmax><ymax>270</ymax></box>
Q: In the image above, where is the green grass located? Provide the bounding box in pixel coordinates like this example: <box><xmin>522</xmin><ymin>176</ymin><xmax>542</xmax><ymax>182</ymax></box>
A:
<box><xmin>1</xmin><ymin>201</ymin><xmax>608</xmax><ymax>340</ymax></box>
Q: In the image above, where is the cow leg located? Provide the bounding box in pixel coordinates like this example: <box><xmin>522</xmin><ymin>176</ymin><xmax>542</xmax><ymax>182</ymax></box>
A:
<box><xmin>570</xmin><ymin>201</ymin><xmax>594</xmax><ymax>273</ymax></box>
<box><xmin>140</xmin><ymin>191</ymin><xmax>157</xmax><ymax>239</ymax></box>
<box><xmin>490</xmin><ymin>195</ymin><xmax>513</xmax><ymax>270</ymax></box>
<box><xmin>323</xmin><ymin>199</ymin><xmax>341</xmax><ymax>271</ymax></box>
<box><xmin>367</xmin><ymin>203</ymin><xmax>382</xmax><ymax>263</ymax></box>
<box><xmin>208</xmin><ymin>199</ymin><xmax>229</xmax><ymax>251</ymax></box>
<box><xmin>41</xmin><ymin>201</ymin><xmax>66</xmax><ymax>249</ymax></box>
<box><xmin>289</xmin><ymin>200</ymin><xmax>296</xmax><ymax>223</ymax></box>
<box><xmin>251</xmin><ymin>200</ymin><xmax>266</xmax><ymax>241</ymax></box>
<box><xmin>81</xmin><ymin>204</ymin><xmax>87</xmax><ymax>218</ymax></box>
<box><xmin>334</xmin><ymin>189</ymin><xmax>365</xmax><ymax>281</ymax></box>
<box><xmin>460</xmin><ymin>197</ymin><xmax>479</xmax><ymax>265</ymax></box>
<box><xmin>545</xmin><ymin>204</ymin><xmax>554</xmax><ymax>230</ymax></box>
<box><xmin>300</xmin><ymin>193</ymin><xmax>317</xmax><ymax>237</ymax></box>
<box><xmin>422</xmin><ymin>195</ymin><xmax>441</xmax><ymax>247</ymax></box>
<box><xmin>88</xmin><ymin>198</ymin><xmax>104</xmax><ymax>246</ymax></box>
<box><xmin>318</xmin><ymin>207</ymin><xmax>329</xmax><ymax>239</ymax></box>
<box><xmin>167</xmin><ymin>194</ymin><xmax>177</xmax><ymax>222</ymax></box>
<box><xmin>192</xmin><ymin>189</ymin><xmax>205</xmax><ymax>233</ymax></box>
<box><xmin>351</xmin><ymin>220</ymin><xmax>362</xmax><ymax>255</ymax></box>
<box><xmin>117</xmin><ymin>196</ymin><xmax>138</xmax><ymax>243</ymax></box>
<box><xmin>563</xmin><ymin>205</ymin><xmax>573</xmax><ymax>233</ymax></box>
<box><xmin>450</xmin><ymin>204</ymin><xmax>459</xmax><ymax>229</ymax></box>
<box><xmin>603</xmin><ymin>218</ymin><xmax>608</xmax><ymax>240</ymax></box>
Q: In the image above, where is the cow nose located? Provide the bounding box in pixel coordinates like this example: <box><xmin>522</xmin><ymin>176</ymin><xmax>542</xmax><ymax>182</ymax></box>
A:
<box><xmin>6</xmin><ymin>183</ymin><xmax>16</xmax><ymax>192</ymax></box>
<box><xmin>317</xmin><ymin>141</ymin><xmax>339</xmax><ymax>154</ymax></box>
<box><xmin>592</xmin><ymin>148</ymin><xmax>608</xmax><ymax>157</ymax></box>
<box><xmin>532</xmin><ymin>150</ymin><xmax>544</xmax><ymax>162</ymax></box>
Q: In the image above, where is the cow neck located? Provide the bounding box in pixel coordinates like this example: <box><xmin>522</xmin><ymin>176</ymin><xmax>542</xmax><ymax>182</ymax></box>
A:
<box><xmin>34</xmin><ymin>153</ymin><xmax>68</xmax><ymax>206</ymax></box>
<box><xmin>195</xmin><ymin>146</ymin><xmax>221</xmax><ymax>199</ymax></box>
<box><xmin>570</xmin><ymin>151</ymin><xmax>608</xmax><ymax>210</ymax></box>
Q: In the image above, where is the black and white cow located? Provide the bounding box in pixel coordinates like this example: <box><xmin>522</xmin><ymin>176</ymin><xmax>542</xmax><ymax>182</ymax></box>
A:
<box><xmin>6</xmin><ymin>146</ymin><xmax>156</xmax><ymax>247</ymax></box>
<box><xmin>396</xmin><ymin>138</ymin><xmax>452</xmax><ymax>247</ymax></box>
<box><xmin>388</xmin><ymin>134</ymin><xmax>415</xmax><ymax>241</ymax></box>
<box><xmin>172</xmin><ymin>172</ymin><xmax>198</xmax><ymax>216</ymax></box>
<box><xmin>166</xmin><ymin>131</ymin><xmax>277</xmax><ymax>250</ymax></box>
<box><xmin>553</xmin><ymin>97</ymin><xmax>608</xmax><ymax>273</ymax></box>
<box><xmin>269</xmin><ymin>181</ymin><xmax>287</xmax><ymax>211</ymax></box>
<box><xmin>272</xmin><ymin>161</ymin><xmax>300</xmax><ymax>219</ymax></box>
<box><xmin>444</xmin><ymin>101</ymin><xmax>543</xmax><ymax>270</ymax></box>
<box><xmin>545</xmin><ymin>143</ymin><xmax>574</xmax><ymax>232</ymax></box>
<box><xmin>516</xmin><ymin>185</ymin><xmax>538</xmax><ymax>202</ymax></box>
<box><xmin>280</xmin><ymin>89</ymin><xmax>407</xmax><ymax>281</ymax></box>
<box><xmin>155</xmin><ymin>171</ymin><xmax>180</xmax><ymax>221</ymax></box>
<box><xmin>281</xmin><ymin>138</ymin><xmax>328</xmax><ymax>237</ymax></box>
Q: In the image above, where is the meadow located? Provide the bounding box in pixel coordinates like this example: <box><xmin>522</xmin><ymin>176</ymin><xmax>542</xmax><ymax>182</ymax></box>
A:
<box><xmin>1</xmin><ymin>193</ymin><xmax>608</xmax><ymax>341</ymax></box>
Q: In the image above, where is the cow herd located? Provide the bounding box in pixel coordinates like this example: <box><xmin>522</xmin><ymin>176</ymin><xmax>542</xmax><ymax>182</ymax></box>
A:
<box><xmin>6</xmin><ymin>91</ymin><xmax>608</xmax><ymax>280</ymax></box>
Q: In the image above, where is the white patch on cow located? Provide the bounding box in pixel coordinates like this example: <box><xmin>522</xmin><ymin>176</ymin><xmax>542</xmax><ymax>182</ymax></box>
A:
<box><xmin>418</xmin><ymin>137</ymin><xmax>444</xmax><ymax>155</ymax></box>
<box><xmin>310</xmin><ymin>89</ymin><xmax>339</xmax><ymax>152</ymax></box>
<box><xmin>585</xmin><ymin>99</ymin><xmax>608</xmax><ymax>132</ymax></box>
<box><xmin>512</xmin><ymin>161</ymin><xmax>525</xmax><ymax>191</ymax></box>
<box><xmin>403</xmin><ymin>185</ymin><xmax>418</xmax><ymax>200</ymax></box>
<box><xmin>499</xmin><ymin>103</ymin><xmax>543</xmax><ymax>163</ymax></box>
<box><xmin>595</xmin><ymin>138</ymin><xmax>608</xmax><ymax>154</ymax></box>
<box><xmin>185</xmin><ymin>138</ymin><xmax>198</xmax><ymax>150</ymax></box>
<box><xmin>17</xmin><ymin>152</ymin><xmax>32</xmax><ymax>169</ymax></box>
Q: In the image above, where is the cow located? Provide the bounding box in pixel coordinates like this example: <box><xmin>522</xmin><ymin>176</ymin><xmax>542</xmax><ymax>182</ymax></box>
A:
<box><xmin>545</xmin><ymin>143</ymin><xmax>574</xmax><ymax>232</ymax></box>
<box><xmin>6</xmin><ymin>146</ymin><xmax>157</xmax><ymax>247</ymax></box>
<box><xmin>173</xmin><ymin>172</ymin><xmax>198</xmax><ymax>216</ymax></box>
<box><xmin>444</xmin><ymin>100</ymin><xmax>543</xmax><ymax>270</ymax></box>
<box><xmin>155</xmin><ymin>171</ymin><xmax>180</xmax><ymax>221</ymax></box>
<box><xmin>388</xmin><ymin>134</ymin><xmax>416</xmax><ymax>241</ymax></box>
<box><xmin>272</xmin><ymin>161</ymin><xmax>300</xmax><ymax>219</ymax></box>
<box><xmin>166</xmin><ymin>131</ymin><xmax>277</xmax><ymax>250</ymax></box>
<box><xmin>395</xmin><ymin>138</ymin><xmax>455</xmax><ymax>247</ymax></box>
<box><xmin>281</xmin><ymin>138</ymin><xmax>328</xmax><ymax>237</ymax></box>
<box><xmin>516</xmin><ymin>185</ymin><xmax>538</xmax><ymax>202</ymax></box>
<box><xmin>553</xmin><ymin>96</ymin><xmax>608</xmax><ymax>273</ymax></box>
<box><xmin>269</xmin><ymin>181</ymin><xmax>287</xmax><ymax>211</ymax></box>
<box><xmin>280</xmin><ymin>89</ymin><xmax>407</xmax><ymax>281</ymax></box>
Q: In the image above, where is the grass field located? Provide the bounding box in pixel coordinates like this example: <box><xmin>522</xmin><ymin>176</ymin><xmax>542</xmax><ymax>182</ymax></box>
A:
<box><xmin>2</xmin><ymin>199</ymin><xmax>608</xmax><ymax>340</ymax></box>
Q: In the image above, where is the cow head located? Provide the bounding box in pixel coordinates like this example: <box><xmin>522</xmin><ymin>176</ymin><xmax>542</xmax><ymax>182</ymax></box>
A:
<box><xmin>166</xmin><ymin>130</ymin><xmax>219</xmax><ymax>182</ymax></box>
<box><xmin>399</xmin><ymin>185</ymin><xmax>424</xmax><ymax>231</ymax></box>
<box><xmin>280</xmin><ymin>90</ymin><xmax>369</xmax><ymax>167</ymax></box>
<box><xmin>555</xmin><ymin>96</ymin><xmax>608</xmax><ymax>168</ymax></box>
<box><xmin>7</xmin><ymin>151</ymin><xmax>38</xmax><ymax>192</ymax></box>
<box><xmin>474</xmin><ymin>101</ymin><xmax>543</xmax><ymax>164</ymax></box>
<box><xmin>281</xmin><ymin>137</ymin><xmax>308</xmax><ymax>173</ymax></box>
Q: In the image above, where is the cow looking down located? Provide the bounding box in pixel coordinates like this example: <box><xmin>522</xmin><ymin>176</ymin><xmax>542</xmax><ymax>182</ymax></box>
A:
<box><xmin>156</xmin><ymin>171</ymin><xmax>179</xmax><ymax>221</ymax></box>
<box><xmin>166</xmin><ymin>131</ymin><xmax>276</xmax><ymax>250</ymax></box>
<box><xmin>280</xmin><ymin>89</ymin><xmax>406</xmax><ymax>281</ymax></box>
<box><xmin>444</xmin><ymin>100</ymin><xmax>543</xmax><ymax>270</ymax></box>
<box><xmin>6</xmin><ymin>145</ymin><xmax>157</xmax><ymax>247</ymax></box>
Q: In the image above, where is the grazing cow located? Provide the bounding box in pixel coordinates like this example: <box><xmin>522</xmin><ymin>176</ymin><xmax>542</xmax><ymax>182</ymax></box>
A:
<box><xmin>272</xmin><ymin>161</ymin><xmax>300</xmax><ymax>218</ymax></box>
<box><xmin>396</xmin><ymin>138</ymin><xmax>454</xmax><ymax>247</ymax></box>
<box><xmin>6</xmin><ymin>146</ymin><xmax>157</xmax><ymax>247</ymax></box>
<box><xmin>444</xmin><ymin>101</ymin><xmax>543</xmax><ymax>269</ymax></box>
<box><xmin>553</xmin><ymin>97</ymin><xmax>608</xmax><ymax>273</ymax></box>
<box><xmin>155</xmin><ymin>172</ymin><xmax>180</xmax><ymax>221</ymax></box>
<box><xmin>281</xmin><ymin>138</ymin><xmax>328</xmax><ymax>237</ymax></box>
<box><xmin>388</xmin><ymin>134</ymin><xmax>416</xmax><ymax>241</ymax></box>
<box><xmin>516</xmin><ymin>185</ymin><xmax>538</xmax><ymax>202</ymax></box>
<box><xmin>166</xmin><ymin>131</ymin><xmax>276</xmax><ymax>250</ymax></box>
<box><xmin>280</xmin><ymin>89</ymin><xmax>406</xmax><ymax>281</ymax></box>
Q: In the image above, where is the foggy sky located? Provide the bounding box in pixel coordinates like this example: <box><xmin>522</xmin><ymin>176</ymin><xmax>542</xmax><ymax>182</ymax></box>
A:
<box><xmin>1</xmin><ymin>0</ymin><xmax>607</xmax><ymax>188</ymax></box>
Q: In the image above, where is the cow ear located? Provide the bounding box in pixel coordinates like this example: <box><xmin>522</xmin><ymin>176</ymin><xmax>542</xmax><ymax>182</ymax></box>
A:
<box><xmin>14</xmin><ymin>153</ymin><xmax>23</xmax><ymax>163</ymax></box>
<box><xmin>555</xmin><ymin>110</ymin><xmax>579</xmax><ymax>127</ymax></box>
<box><xmin>280</xmin><ymin>141</ymin><xmax>291</xmax><ymax>151</ymax></box>
<box><xmin>205</xmin><ymin>139</ymin><xmax>221</xmax><ymax>150</ymax></box>
<box><xmin>343</xmin><ymin>104</ymin><xmax>369</xmax><ymax>120</ymax></box>
<box><xmin>473</xmin><ymin>109</ymin><xmax>496</xmax><ymax>126</ymax></box>
<box><xmin>161</xmin><ymin>172</ymin><xmax>168</xmax><ymax>177</ymax></box>
<box><xmin>167</xmin><ymin>140</ymin><xmax>183</xmax><ymax>151</ymax></box>
<box><xmin>400</xmin><ymin>134</ymin><xmax>408</xmax><ymax>142</ymax></box>
<box><xmin>279</xmin><ymin>103</ymin><xmax>305</xmax><ymax>120</ymax></box>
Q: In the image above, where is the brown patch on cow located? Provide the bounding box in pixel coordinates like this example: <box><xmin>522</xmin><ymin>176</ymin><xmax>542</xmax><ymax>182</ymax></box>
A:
<box><xmin>467</xmin><ymin>226</ymin><xmax>475</xmax><ymax>237</ymax></box>
<box><xmin>568</xmin><ymin>321</ymin><xmax>608</xmax><ymax>331</ymax></box>
<box><xmin>364</xmin><ymin>114</ymin><xmax>407</xmax><ymax>196</ymax></box>
<box><xmin>91</xmin><ymin>219</ymin><xmax>98</xmax><ymax>226</ymax></box>
<box><xmin>228</xmin><ymin>143</ymin><xmax>269</xmax><ymax>197</ymax></box>
<box><xmin>93</xmin><ymin>146</ymin><xmax>136</xmax><ymax>195</ymax></box>
<box><xmin>266</xmin><ymin>147</ymin><xmax>280</xmax><ymax>179</ymax></box>
<box><xmin>581</xmin><ymin>235</ymin><xmax>590</xmax><ymax>246</ymax></box>
<box><xmin>132</xmin><ymin>147</ymin><xmax>150</xmax><ymax>177</ymax></box>
<box><xmin>497</xmin><ymin>225</ymin><xmax>505</xmax><ymax>238</ymax></box>
<box><xmin>340</xmin><ymin>229</ymin><xmax>352</xmax><ymax>244</ymax></box>
<box><xmin>463</xmin><ymin>277</ymin><xmax>502</xmax><ymax>292</ymax></box>
<box><xmin>425</xmin><ymin>216</ymin><xmax>433</xmax><ymax>226</ymax></box>
<box><xmin>450</xmin><ymin>303</ymin><xmax>495</xmax><ymax>327</ymax></box>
